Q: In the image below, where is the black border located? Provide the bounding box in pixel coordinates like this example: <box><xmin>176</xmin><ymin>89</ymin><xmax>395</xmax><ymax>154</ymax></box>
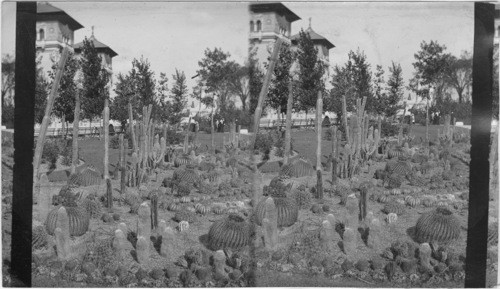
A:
<box><xmin>464</xmin><ymin>2</ymin><xmax>495</xmax><ymax>288</ymax></box>
<box><xmin>10</xmin><ymin>2</ymin><xmax>36</xmax><ymax>287</ymax></box>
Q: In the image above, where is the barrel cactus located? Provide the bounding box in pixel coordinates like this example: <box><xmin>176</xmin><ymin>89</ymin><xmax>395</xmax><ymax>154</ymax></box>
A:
<box><xmin>68</xmin><ymin>166</ymin><xmax>102</xmax><ymax>187</ymax></box>
<box><xmin>173</xmin><ymin>210</ymin><xmax>197</xmax><ymax>223</ymax></box>
<box><xmin>382</xmin><ymin>202</ymin><xmax>406</xmax><ymax>215</ymax></box>
<box><xmin>52</xmin><ymin>185</ymin><xmax>81</xmax><ymax>207</ymax></box>
<box><xmin>414</xmin><ymin>207</ymin><xmax>461</xmax><ymax>243</ymax></box>
<box><xmin>291</xmin><ymin>188</ymin><xmax>312</xmax><ymax>210</ymax></box>
<box><xmin>45</xmin><ymin>206</ymin><xmax>90</xmax><ymax>237</ymax></box>
<box><xmin>208</xmin><ymin>214</ymin><xmax>251</xmax><ymax>250</ymax></box>
<box><xmin>254</xmin><ymin>196</ymin><xmax>298</xmax><ymax>227</ymax></box>
<box><xmin>80</xmin><ymin>194</ymin><xmax>102</xmax><ymax>218</ymax></box>
<box><xmin>32</xmin><ymin>225</ymin><xmax>48</xmax><ymax>250</ymax></box>
<box><xmin>279</xmin><ymin>159</ymin><xmax>314</xmax><ymax>178</ymax></box>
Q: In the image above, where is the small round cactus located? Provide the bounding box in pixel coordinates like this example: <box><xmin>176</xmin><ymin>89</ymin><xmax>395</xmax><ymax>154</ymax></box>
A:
<box><xmin>291</xmin><ymin>189</ymin><xmax>312</xmax><ymax>210</ymax></box>
<box><xmin>386</xmin><ymin>213</ymin><xmax>398</xmax><ymax>224</ymax></box>
<box><xmin>178</xmin><ymin>221</ymin><xmax>189</xmax><ymax>232</ymax></box>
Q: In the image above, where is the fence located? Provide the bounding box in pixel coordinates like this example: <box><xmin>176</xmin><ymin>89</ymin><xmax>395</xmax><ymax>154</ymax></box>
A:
<box><xmin>35</xmin><ymin>125</ymin><xmax>124</xmax><ymax>138</ymax></box>
<box><xmin>259</xmin><ymin>118</ymin><xmax>317</xmax><ymax>130</ymax></box>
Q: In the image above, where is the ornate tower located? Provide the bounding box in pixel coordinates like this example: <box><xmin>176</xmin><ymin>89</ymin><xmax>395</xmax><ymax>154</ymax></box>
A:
<box><xmin>249</xmin><ymin>2</ymin><xmax>300</xmax><ymax>67</ymax></box>
<box><xmin>36</xmin><ymin>2</ymin><xmax>83</xmax><ymax>77</ymax></box>
<box><xmin>73</xmin><ymin>27</ymin><xmax>118</xmax><ymax>75</ymax></box>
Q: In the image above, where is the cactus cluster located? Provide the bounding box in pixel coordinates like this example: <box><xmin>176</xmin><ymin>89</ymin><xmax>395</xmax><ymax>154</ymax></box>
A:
<box><xmin>45</xmin><ymin>206</ymin><xmax>90</xmax><ymax>237</ymax></box>
<box><xmin>208</xmin><ymin>214</ymin><xmax>251</xmax><ymax>251</ymax></box>
<box><xmin>32</xmin><ymin>225</ymin><xmax>48</xmax><ymax>250</ymax></box>
<box><xmin>414</xmin><ymin>207</ymin><xmax>461</xmax><ymax>243</ymax></box>
<box><xmin>263</xmin><ymin>179</ymin><xmax>291</xmax><ymax>198</ymax></box>
<box><xmin>291</xmin><ymin>187</ymin><xmax>312</xmax><ymax>210</ymax></box>
<box><xmin>80</xmin><ymin>194</ymin><xmax>102</xmax><ymax>218</ymax></box>
<box><xmin>254</xmin><ymin>196</ymin><xmax>298</xmax><ymax>227</ymax></box>
<box><xmin>174</xmin><ymin>210</ymin><xmax>197</xmax><ymax>223</ymax></box>
<box><xmin>52</xmin><ymin>185</ymin><xmax>81</xmax><ymax>207</ymax></box>
<box><xmin>382</xmin><ymin>202</ymin><xmax>406</xmax><ymax>215</ymax></box>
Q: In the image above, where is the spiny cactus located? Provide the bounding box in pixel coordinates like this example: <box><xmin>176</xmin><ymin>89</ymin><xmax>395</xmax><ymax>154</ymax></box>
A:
<box><xmin>68</xmin><ymin>166</ymin><xmax>102</xmax><ymax>187</ymax></box>
<box><xmin>173</xmin><ymin>168</ymin><xmax>201</xmax><ymax>188</ymax></box>
<box><xmin>263</xmin><ymin>180</ymin><xmax>291</xmax><ymax>198</ymax></box>
<box><xmin>174</xmin><ymin>210</ymin><xmax>197</xmax><ymax>223</ymax></box>
<box><xmin>489</xmin><ymin>222</ymin><xmax>498</xmax><ymax>246</ymax></box>
<box><xmin>254</xmin><ymin>196</ymin><xmax>298</xmax><ymax>227</ymax></box>
<box><xmin>279</xmin><ymin>159</ymin><xmax>315</xmax><ymax>178</ymax></box>
<box><xmin>176</xmin><ymin>181</ymin><xmax>195</xmax><ymax>197</ymax></box>
<box><xmin>174</xmin><ymin>154</ymin><xmax>192</xmax><ymax>167</ymax></box>
<box><xmin>291</xmin><ymin>189</ymin><xmax>312</xmax><ymax>210</ymax></box>
<box><xmin>386</xmin><ymin>213</ymin><xmax>398</xmax><ymax>224</ymax></box>
<box><xmin>52</xmin><ymin>185</ymin><xmax>82</xmax><ymax>207</ymax></box>
<box><xmin>383</xmin><ymin>202</ymin><xmax>406</xmax><ymax>216</ymax></box>
<box><xmin>178</xmin><ymin>221</ymin><xmax>189</xmax><ymax>232</ymax></box>
<box><xmin>414</xmin><ymin>207</ymin><xmax>460</xmax><ymax>243</ymax></box>
<box><xmin>208</xmin><ymin>214</ymin><xmax>251</xmax><ymax>250</ymax></box>
<box><xmin>80</xmin><ymin>194</ymin><xmax>102</xmax><ymax>218</ymax></box>
<box><xmin>45</xmin><ymin>206</ymin><xmax>90</xmax><ymax>237</ymax></box>
<box><xmin>32</xmin><ymin>225</ymin><xmax>48</xmax><ymax>250</ymax></box>
<box><xmin>386</xmin><ymin>174</ymin><xmax>404</xmax><ymax>189</ymax></box>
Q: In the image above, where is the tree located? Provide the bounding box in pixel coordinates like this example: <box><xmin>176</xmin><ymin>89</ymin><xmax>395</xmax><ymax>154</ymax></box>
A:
<box><xmin>1</xmin><ymin>54</ymin><xmax>15</xmax><ymax>126</ymax></box>
<box><xmin>111</xmin><ymin>73</ymin><xmax>135</xmax><ymax>128</ymax></box>
<box><xmin>49</xmin><ymin>51</ymin><xmax>79</xmax><ymax>136</ymax></box>
<box><xmin>385</xmin><ymin>61</ymin><xmax>405</xmax><ymax>118</ymax></box>
<box><xmin>229</xmin><ymin>64</ymin><xmax>250</xmax><ymax>112</ymax></box>
<box><xmin>445</xmin><ymin>51</ymin><xmax>472</xmax><ymax>104</ymax></box>
<box><xmin>372</xmin><ymin>65</ymin><xmax>386</xmax><ymax>116</ymax></box>
<box><xmin>80</xmin><ymin>37</ymin><xmax>110</xmax><ymax>122</ymax></box>
<box><xmin>196</xmin><ymin>48</ymin><xmax>239</xmax><ymax>126</ymax></box>
<box><xmin>154</xmin><ymin>72</ymin><xmax>172</xmax><ymax>124</ymax></box>
<box><xmin>295</xmin><ymin>29</ymin><xmax>326</xmax><ymax>114</ymax></box>
<box><xmin>168</xmin><ymin>69</ymin><xmax>188</xmax><ymax>125</ymax></box>
<box><xmin>348</xmin><ymin>49</ymin><xmax>374</xmax><ymax>113</ymax></box>
<box><xmin>267</xmin><ymin>42</ymin><xmax>294</xmax><ymax>118</ymax></box>
<box><xmin>409</xmin><ymin>40</ymin><xmax>450</xmax><ymax>100</ymax></box>
<box><xmin>34</xmin><ymin>56</ymin><xmax>49</xmax><ymax>124</ymax></box>
<box><xmin>248</xmin><ymin>45</ymin><xmax>264</xmax><ymax>114</ymax></box>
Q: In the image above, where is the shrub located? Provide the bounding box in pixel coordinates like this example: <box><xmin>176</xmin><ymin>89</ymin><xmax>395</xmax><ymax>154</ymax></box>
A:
<box><xmin>110</xmin><ymin>135</ymin><xmax>120</xmax><ymax>149</ymax></box>
<box><xmin>254</xmin><ymin>132</ymin><xmax>274</xmax><ymax>158</ymax></box>
<box><xmin>42</xmin><ymin>140</ymin><xmax>60</xmax><ymax>169</ymax></box>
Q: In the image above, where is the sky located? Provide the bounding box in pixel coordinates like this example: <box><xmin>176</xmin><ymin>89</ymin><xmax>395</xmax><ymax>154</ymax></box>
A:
<box><xmin>1</xmin><ymin>1</ymin><xmax>474</xmax><ymax>103</ymax></box>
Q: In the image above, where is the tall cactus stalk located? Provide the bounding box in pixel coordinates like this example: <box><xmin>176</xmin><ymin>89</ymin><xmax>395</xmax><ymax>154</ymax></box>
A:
<box><xmin>316</xmin><ymin>90</ymin><xmax>323</xmax><ymax>199</ymax></box>
<box><xmin>284</xmin><ymin>80</ymin><xmax>293</xmax><ymax>165</ymax></box>
<box><xmin>71</xmin><ymin>91</ymin><xmax>80</xmax><ymax>174</ymax></box>
<box><xmin>128</xmin><ymin>102</ymin><xmax>137</xmax><ymax>153</ymax></box>
<box><xmin>103</xmin><ymin>98</ymin><xmax>110</xmax><ymax>180</ymax></box>
<box><xmin>33</xmin><ymin>47</ymin><xmax>70</xmax><ymax>183</ymax></box>
<box><xmin>184</xmin><ymin>117</ymin><xmax>191</xmax><ymax>154</ymax></box>
<box><xmin>119</xmin><ymin>134</ymin><xmax>126</xmax><ymax>194</ymax></box>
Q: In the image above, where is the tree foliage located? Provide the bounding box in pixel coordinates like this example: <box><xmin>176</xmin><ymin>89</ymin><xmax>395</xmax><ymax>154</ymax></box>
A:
<box><xmin>445</xmin><ymin>51</ymin><xmax>472</xmax><ymax>104</ymax></box>
<box><xmin>385</xmin><ymin>61</ymin><xmax>405</xmax><ymax>118</ymax></box>
<box><xmin>248</xmin><ymin>46</ymin><xmax>264</xmax><ymax>114</ymax></box>
<box><xmin>168</xmin><ymin>69</ymin><xmax>188</xmax><ymax>125</ymax></box>
<box><xmin>80</xmin><ymin>37</ymin><xmax>110</xmax><ymax>121</ymax></box>
<box><xmin>50</xmin><ymin>51</ymin><xmax>79</xmax><ymax>123</ymax></box>
<box><xmin>196</xmin><ymin>48</ymin><xmax>238</xmax><ymax>113</ymax></box>
<box><xmin>34</xmin><ymin>55</ymin><xmax>49</xmax><ymax>124</ymax></box>
<box><xmin>408</xmin><ymin>40</ymin><xmax>450</xmax><ymax>100</ymax></box>
<box><xmin>295</xmin><ymin>29</ymin><xmax>326</xmax><ymax>113</ymax></box>
<box><xmin>372</xmin><ymin>65</ymin><xmax>386</xmax><ymax>116</ymax></box>
<box><xmin>1</xmin><ymin>54</ymin><xmax>15</xmax><ymax>126</ymax></box>
<box><xmin>267</xmin><ymin>42</ymin><xmax>294</xmax><ymax>115</ymax></box>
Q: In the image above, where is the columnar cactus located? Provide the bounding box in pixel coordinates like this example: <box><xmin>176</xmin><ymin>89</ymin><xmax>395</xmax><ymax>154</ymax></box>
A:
<box><xmin>136</xmin><ymin>236</ymin><xmax>149</xmax><ymax>264</ymax></box>
<box><xmin>54</xmin><ymin>207</ymin><xmax>71</xmax><ymax>261</ymax></box>
<box><xmin>343</xmin><ymin>227</ymin><xmax>357</xmax><ymax>260</ymax></box>
<box><xmin>367</xmin><ymin>218</ymin><xmax>382</xmax><ymax>252</ymax></box>
<box><xmin>113</xmin><ymin>229</ymin><xmax>127</xmax><ymax>261</ymax></box>
<box><xmin>159</xmin><ymin>220</ymin><xmax>175</xmax><ymax>257</ymax></box>
<box><xmin>320</xmin><ymin>219</ymin><xmax>335</xmax><ymax>251</ymax></box>
<box><xmin>38</xmin><ymin>174</ymin><xmax>52</xmax><ymax>222</ymax></box>
<box><xmin>418</xmin><ymin>243</ymin><xmax>433</xmax><ymax>271</ymax></box>
<box><xmin>137</xmin><ymin>202</ymin><xmax>151</xmax><ymax>256</ymax></box>
<box><xmin>263</xmin><ymin>197</ymin><xmax>278</xmax><ymax>250</ymax></box>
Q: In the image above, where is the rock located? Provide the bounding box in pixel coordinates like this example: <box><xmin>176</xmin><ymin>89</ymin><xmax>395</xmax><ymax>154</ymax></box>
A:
<box><xmin>229</xmin><ymin>269</ymin><xmax>242</xmax><ymax>280</ymax></box>
<box><xmin>311</xmin><ymin>204</ymin><xmax>322</xmax><ymax>214</ymax></box>
<box><xmin>288</xmin><ymin>253</ymin><xmax>302</xmax><ymax>265</ymax></box>
<box><xmin>434</xmin><ymin>262</ymin><xmax>447</xmax><ymax>273</ymax></box>
<box><xmin>195</xmin><ymin>267</ymin><xmax>212</xmax><ymax>281</ymax></box>
<box><xmin>150</xmin><ymin>268</ymin><xmax>164</xmax><ymax>280</ymax></box>
<box><xmin>64</xmin><ymin>259</ymin><xmax>78</xmax><ymax>271</ymax></box>
<box><xmin>81</xmin><ymin>262</ymin><xmax>96</xmax><ymax>275</ymax></box>
<box><xmin>371</xmin><ymin>256</ymin><xmax>385</xmax><ymax>270</ymax></box>
<box><xmin>165</xmin><ymin>266</ymin><xmax>180</xmax><ymax>279</ymax></box>
<box><xmin>135</xmin><ymin>268</ymin><xmax>148</xmax><ymax>281</ymax></box>
<box><xmin>271</xmin><ymin>250</ymin><xmax>284</xmax><ymax>261</ymax></box>
<box><xmin>400</xmin><ymin>259</ymin><xmax>416</xmax><ymax>273</ymax></box>
<box><xmin>101</xmin><ymin>213</ymin><xmax>112</xmax><ymax>223</ymax></box>
<box><xmin>341</xmin><ymin>260</ymin><xmax>354</xmax><ymax>272</ymax></box>
<box><xmin>355</xmin><ymin>259</ymin><xmax>370</xmax><ymax>272</ymax></box>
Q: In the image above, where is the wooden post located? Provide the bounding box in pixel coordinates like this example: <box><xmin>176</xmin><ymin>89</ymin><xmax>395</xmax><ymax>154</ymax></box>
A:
<box><xmin>128</xmin><ymin>102</ymin><xmax>137</xmax><ymax>153</ymax></box>
<box><xmin>250</xmin><ymin>38</ymin><xmax>283</xmax><ymax>205</ymax></box>
<box><xmin>316</xmin><ymin>90</ymin><xmax>323</xmax><ymax>199</ymax></box>
<box><xmin>284</xmin><ymin>80</ymin><xmax>293</xmax><ymax>165</ymax></box>
<box><xmin>103</xmin><ymin>98</ymin><xmax>110</xmax><ymax>180</ymax></box>
<box><xmin>33</xmin><ymin>47</ymin><xmax>70</xmax><ymax>183</ymax></box>
<box><xmin>71</xmin><ymin>91</ymin><xmax>80</xmax><ymax>174</ymax></box>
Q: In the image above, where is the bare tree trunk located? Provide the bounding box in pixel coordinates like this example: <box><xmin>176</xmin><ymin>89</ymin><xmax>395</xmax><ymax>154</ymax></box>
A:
<box><xmin>71</xmin><ymin>92</ymin><xmax>80</xmax><ymax>174</ymax></box>
<box><xmin>33</xmin><ymin>47</ymin><xmax>69</xmax><ymax>183</ymax></box>
<box><xmin>284</xmin><ymin>80</ymin><xmax>293</xmax><ymax>165</ymax></box>
<box><xmin>316</xmin><ymin>90</ymin><xmax>323</xmax><ymax>199</ymax></box>
<box><xmin>103</xmin><ymin>98</ymin><xmax>110</xmax><ymax>180</ymax></box>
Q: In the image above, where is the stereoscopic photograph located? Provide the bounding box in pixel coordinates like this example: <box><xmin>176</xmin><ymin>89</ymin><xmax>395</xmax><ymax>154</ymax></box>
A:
<box><xmin>1</xmin><ymin>1</ymin><xmax>498</xmax><ymax>287</ymax></box>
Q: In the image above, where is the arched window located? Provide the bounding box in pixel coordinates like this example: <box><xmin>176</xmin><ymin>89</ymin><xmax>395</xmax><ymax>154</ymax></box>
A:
<box><xmin>256</xmin><ymin>20</ymin><xmax>262</xmax><ymax>32</ymax></box>
<box><xmin>250</xmin><ymin>21</ymin><xmax>254</xmax><ymax>32</ymax></box>
<box><xmin>39</xmin><ymin>29</ymin><xmax>45</xmax><ymax>41</ymax></box>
